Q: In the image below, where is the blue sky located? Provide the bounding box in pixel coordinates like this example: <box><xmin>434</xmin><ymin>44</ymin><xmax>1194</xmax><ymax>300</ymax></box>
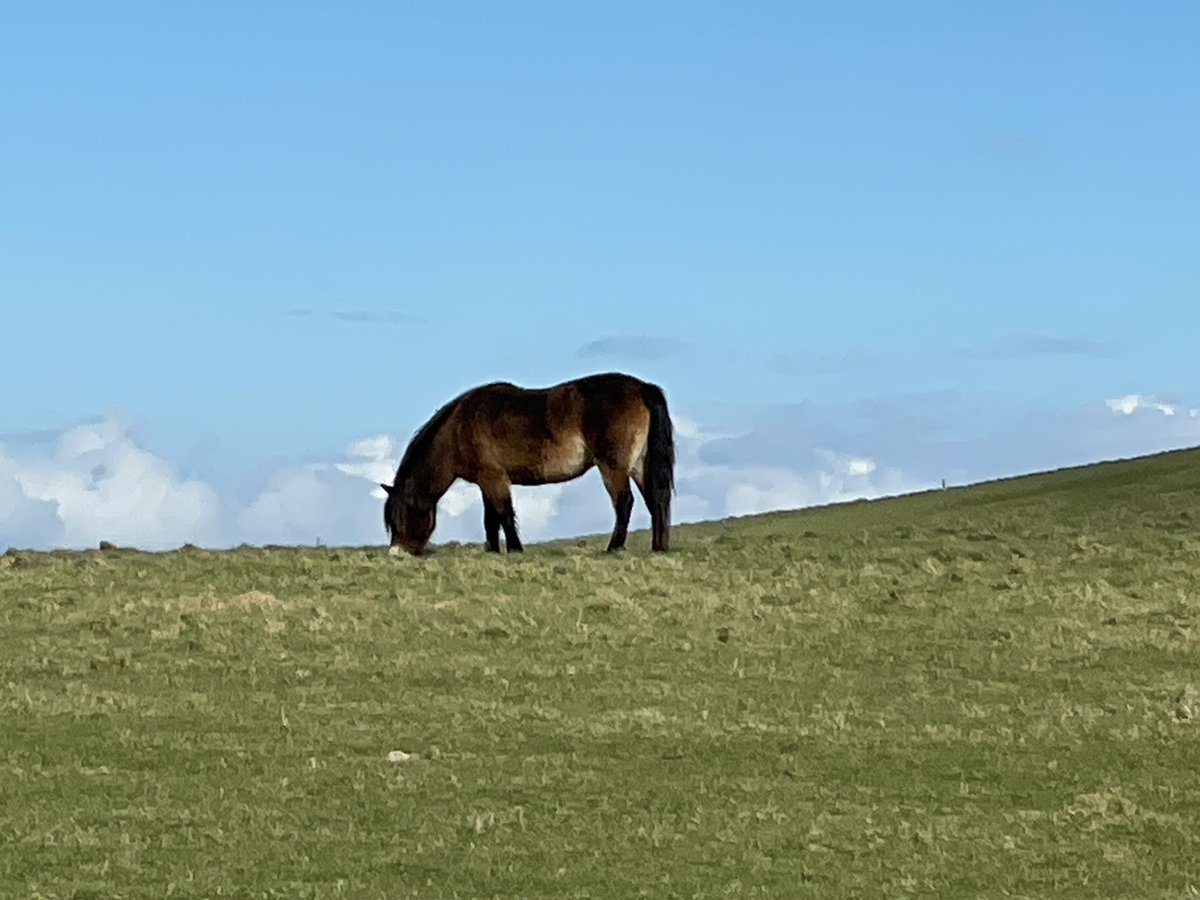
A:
<box><xmin>2</xmin><ymin>2</ymin><xmax>1198</xmax><ymax>549</ymax></box>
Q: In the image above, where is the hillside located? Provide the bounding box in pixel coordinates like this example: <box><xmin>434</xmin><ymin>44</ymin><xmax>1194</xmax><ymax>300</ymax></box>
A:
<box><xmin>2</xmin><ymin>447</ymin><xmax>1199</xmax><ymax>897</ymax></box>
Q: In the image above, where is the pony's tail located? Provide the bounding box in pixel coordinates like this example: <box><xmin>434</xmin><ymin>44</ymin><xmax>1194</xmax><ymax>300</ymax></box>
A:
<box><xmin>640</xmin><ymin>382</ymin><xmax>675</xmax><ymax>551</ymax></box>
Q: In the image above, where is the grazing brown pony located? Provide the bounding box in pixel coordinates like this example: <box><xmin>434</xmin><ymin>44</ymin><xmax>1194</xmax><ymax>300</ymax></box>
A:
<box><xmin>381</xmin><ymin>372</ymin><xmax>674</xmax><ymax>556</ymax></box>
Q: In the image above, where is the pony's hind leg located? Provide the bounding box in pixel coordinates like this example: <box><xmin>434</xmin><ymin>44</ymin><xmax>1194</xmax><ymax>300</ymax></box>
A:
<box><xmin>479</xmin><ymin>472</ymin><xmax>523</xmax><ymax>553</ymax></box>
<box><xmin>499</xmin><ymin>500</ymin><xmax>522</xmax><ymax>552</ymax></box>
<box><xmin>599</xmin><ymin>464</ymin><xmax>635</xmax><ymax>553</ymax></box>
<box><xmin>632</xmin><ymin>456</ymin><xmax>670</xmax><ymax>553</ymax></box>
<box><xmin>482</xmin><ymin>493</ymin><xmax>502</xmax><ymax>553</ymax></box>
<box><xmin>631</xmin><ymin>460</ymin><xmax>657</xmax><ymax>548</ymax></box>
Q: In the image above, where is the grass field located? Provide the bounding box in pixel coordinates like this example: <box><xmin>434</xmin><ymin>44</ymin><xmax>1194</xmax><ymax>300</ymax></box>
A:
<box><xmin>3</xmin><ymin>448</ymin><xmax>1200</xmax><ymax>898</ymax></box>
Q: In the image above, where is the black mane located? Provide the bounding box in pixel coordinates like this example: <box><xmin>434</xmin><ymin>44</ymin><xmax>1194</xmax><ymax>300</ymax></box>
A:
<box><xmin>391</xmin><ymin>391</ymin><xmax>464</xmax><ymax>489</ymax></box>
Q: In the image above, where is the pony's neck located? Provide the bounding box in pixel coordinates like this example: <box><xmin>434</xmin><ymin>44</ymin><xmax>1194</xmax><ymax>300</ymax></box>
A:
<box><xmin>403</xmin><ymin>421</ymin><xmax>456</xmax><ymax>503</ymax></box>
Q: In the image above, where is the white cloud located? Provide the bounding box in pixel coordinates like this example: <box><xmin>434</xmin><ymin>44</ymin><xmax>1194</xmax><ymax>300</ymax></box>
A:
<box><xmin>845</xmin><ymin>457</ymin><xmax>877</xmax><ymax>477</ymax></box>
<box><xmin>237</xmin><ymin>465</ymin><xmax>374</xmax><ymax>546</ymax></box>
<box><xmin>671</xmin><ymin>414</ymin><xmax>703</xmax><ymax>442</ymax></box>
<box><xmin>0</xmin><ymin>467</ymin><xmax>64</xmax><ymax>548</ymax></box>
<box><xmin>333</xmin><ymin>434</ymin><xmax>402</xmax><ymax>499</ymax></box>
<box><xmin>0</xmin><ymin>418</ymin><xmax>222</xmax><ymax>550</ymax></box>
<box><xmin>2</xmin><ymin>391</ymin><xmax>1198</xmax><ymax>553</ymax></box>
<box><xmin>670</xmin><ymin>431</ymin><xmax>916</xmax><ymax>521</ymax></box>
<box><xmin>1106</xmin><ymin>394</ymin><xmax>1177</xmax><ymax>417</ymax></box>
<box><xmin>0</xmin><ymin>412</ymin><xmax>911</xmax><ymax>551</ymax></box>
<box><xmin>439</xmin><ymin>480</ymin><xmax>479</xmax><ymax>519</ymax></box>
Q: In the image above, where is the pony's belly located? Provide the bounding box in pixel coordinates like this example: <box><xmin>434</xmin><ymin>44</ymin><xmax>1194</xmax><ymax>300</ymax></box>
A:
<box><xmin>511</xmin><ymin>466</ymin><xmax>592</xmax><ymax>486</ymax></box>
<box><xmin>510</xmin><ymin>437</ymin><xmax>593</xmax><ymax>485</ymax></box>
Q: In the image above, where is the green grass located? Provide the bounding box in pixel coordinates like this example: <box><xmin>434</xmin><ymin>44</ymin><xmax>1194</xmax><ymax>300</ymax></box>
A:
<box><xmin>3</xmin><ymin>447</ymin><xmax>1200</xmax><ymax>898</ymax></box>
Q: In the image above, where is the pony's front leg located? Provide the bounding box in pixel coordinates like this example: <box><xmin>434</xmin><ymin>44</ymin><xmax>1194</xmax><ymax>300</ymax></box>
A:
<box><xmin>480</xmin><ymin>472</ymin><xmax>523</xmax><ymax>553</ymax></box>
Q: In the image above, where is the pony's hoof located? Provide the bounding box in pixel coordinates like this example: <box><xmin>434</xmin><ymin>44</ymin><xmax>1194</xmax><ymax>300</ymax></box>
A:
<box><xmin>387</xmin><ymin>545</ymin><xmax>404</xmax><ymax>558</ymax></box>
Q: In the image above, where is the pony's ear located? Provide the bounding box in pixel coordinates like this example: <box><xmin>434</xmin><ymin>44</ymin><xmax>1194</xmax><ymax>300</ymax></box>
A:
<box><xmin>380</xmin><ymin>483</ymin><xmax>393</xmax><ymax>495</ymax></box>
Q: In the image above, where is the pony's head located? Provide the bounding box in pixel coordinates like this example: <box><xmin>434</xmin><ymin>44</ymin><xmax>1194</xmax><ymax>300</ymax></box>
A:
<box><xmin>382</xmin><ymin>394</ymin><xmax>461</xmax><ymax>556</ymax></box>
<box><xmin>381</xmin><ymin>481</ymin><xmax>437</xmax><ymax>556</ymax></box>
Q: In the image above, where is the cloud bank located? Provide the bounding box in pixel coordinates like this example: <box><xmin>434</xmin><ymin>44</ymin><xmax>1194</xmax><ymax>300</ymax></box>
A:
<box><xmin>2</xmin><ymin>391</ymin><xmax>1197</xmax><ymax>552</ymax></box>
<box><xmin>955</xmin><ymin>333</ymin><xmax>1122</xmax><ymax>361</ymax></box>
<box><xmin>576</xmin><ymin>335</ymin><xmax>693</xmax><ymax>362</ymax></box>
